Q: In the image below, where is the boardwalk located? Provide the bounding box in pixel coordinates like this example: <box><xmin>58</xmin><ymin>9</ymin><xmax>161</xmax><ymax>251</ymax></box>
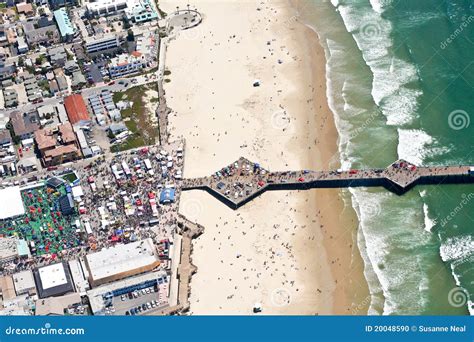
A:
<box><xmin>181</xmin><ymin>157</ymin><xmax>474</xmax><ymax>209</ymax></box>
<box><xmin>155</xmin><ymin>215</ymin><xmax>203</xmax><ymax>315</ymax></box>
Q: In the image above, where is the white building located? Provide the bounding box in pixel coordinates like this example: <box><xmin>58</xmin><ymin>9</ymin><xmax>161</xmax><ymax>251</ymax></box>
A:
<box><xmin>84</xmin><ymin>33</ymin><xmax>120</xmax><ymax>54</ymax></box>
<box><xmin>85</xmin><ymin>0</ymin><xmax>157</xmax><ymax>22</ymax></box>
<box><xmin>68</xmin><ymin>259</ymin><xmax>90</xmax><ymax>295</ymax></box>
<box><xmin>17</xmin><ymin>36</ymin><xmax>28</xmax><ymax>54</ymax></box>
<box><xmin>0</xmin><ymin>186</ymin><xmax>25</xmax><ymax>220</ymax></box>
<box><xmin>85</xmin><ymin>0</ymin><xmax>128</xmax><ymax>17</ymax></box>
<box><xmin>108</xmin><ymin>53</ymin><xmax>147</xmax><ymax>79</ymax></box>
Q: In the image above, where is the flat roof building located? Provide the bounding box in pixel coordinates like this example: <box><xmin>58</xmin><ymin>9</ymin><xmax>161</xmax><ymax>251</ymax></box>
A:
<box><xmin>35</xmin><ymin>292</ymin><xmax>82</xmax><ymax>316</ymax></box>
<box><xmin>0</xmin><ymin>186</ymin><xmax>25</xmax><ymax>220</ymax></box>
<box><xmin>84</xmin><ymin>33</ymin><xmax>120</xmax><ymax>54</ymax></box>
<box><xmin>68</xmin><ymin>259</ymin><xmax>90</xmax><ymax>294</ymax></box>
<box><xmin>48</xmin><ymin>46</ymin><xmax>67</xmax><ymax>67</ymax></box>
<box><xmin>85</xmin><ymin>238</ymin><xmax>160</xmax><ymax>287</ymax></box>
<box><xmin>33</xmin><ymin>262</ymin><xmax>75</xmax><ymax>298</ymax></box>
<box><xmin>12</xmin><ymin>270</ymin><xmax>36</xmax><ymax>296</ymax></box>
<box><xmin>0</xmin><ymin>276</ymin><xmax>16</xmax><ymax>301</ymax></box>
<box><xmin>125</xmin><ymin>0</ymin><xmax>158</xmax><ymax>23</ymax></box>
<box><xmin>0</xmin><ymin>238</ymin><xmax>30</xmax><ymax>264</ymax></box>
<box><xmin>86</xmin><ymin>0</ymin><xmax>128</xmax><ymax>17</ymax></box>
<box><xmin>108</xmin><ymin>53</ymin><xmax>147</xmax><ymax>79</ymax></box>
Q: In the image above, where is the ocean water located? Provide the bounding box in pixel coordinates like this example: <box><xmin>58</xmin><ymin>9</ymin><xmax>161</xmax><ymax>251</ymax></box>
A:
<box><xmin>294</xmin><ymin>0</ymin><xmax>474</xmax><ymax>314</ymax></box>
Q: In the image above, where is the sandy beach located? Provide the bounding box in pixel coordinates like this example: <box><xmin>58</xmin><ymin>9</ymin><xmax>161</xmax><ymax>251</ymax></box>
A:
<box><xmin>161</xmin><ymin>0</ymin><xmax>369</xmax><ymax>314</ymax></box>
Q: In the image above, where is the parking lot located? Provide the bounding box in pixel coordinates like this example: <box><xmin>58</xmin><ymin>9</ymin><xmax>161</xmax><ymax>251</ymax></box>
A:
<box><xmin>102</xmin><ymin>283</ymin><xmax>170</xmax><ymax>316</ymax></box>
<box><xmin>84</xmin><ymin>62</ymin><xmax>105</xmax><ymax>85</ymax></box>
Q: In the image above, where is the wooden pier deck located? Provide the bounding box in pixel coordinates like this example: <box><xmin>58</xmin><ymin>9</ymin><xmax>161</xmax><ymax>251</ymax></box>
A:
<box><xmin>181</xmin><ymin>157</ymin><xmax>474</xmax><ymax>209</ymax></box>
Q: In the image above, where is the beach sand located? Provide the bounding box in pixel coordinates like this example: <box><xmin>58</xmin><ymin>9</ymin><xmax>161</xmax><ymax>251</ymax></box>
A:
<box><xmin>161</xmin><ymin>0</ymin><xmax>369</xmax><ymax>314</ymax></box>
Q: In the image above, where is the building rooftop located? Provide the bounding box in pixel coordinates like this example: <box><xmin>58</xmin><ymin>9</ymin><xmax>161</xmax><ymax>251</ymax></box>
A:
<box><xmin>48</xmin><ymin>46</ymin><xmax>67</xmax><ymax>65</ymax></box>
<box><xmin>0</xmin><ymin>129</ymin><xmax>12</xmax><ymax>146</ymax></box>
<box><xmin>40</xmin><ymin>263</ymin><xmax>67</xmax><ymax>290</ymax></box>
<box><xmin>68</xmin><ymin>259</ymin><xmax>90</xmax><ymax>294</ymax></box>
<box><xmin>44</xmin><ymin>144</ymin><xmax>79</xmax><ymax>159</ymax></box>
<box><xmin>34</xmin><ymin>128</ymin><xmax>56</xmax><ymax>150</ymax></box>
<box><xmin>84</xmin><ymin>32</ymin><xmax>118</xmax><ymax>44</ymax></box>
<box><xmin>53</xmin><ymin>8</ymin><xmax>75</xmax><ymax>38</ymax></box>
<box><xmin>0</xmin><ymin>238</ymin><xmax>20</xmax><ymax>262</ymax></box>
<box><xmin>109</xmin><ymin>53</ymin><xmax>146</xmax><ymax>68</ymax></box>
<box><xmin>16</xmin><ymin>2</ymin><xmax>34</xmax><ymax>15</ymax></box>
<box><xmin>12</xmin><ymin>270</ymin><xmax>36</xmax><ymax>295</ymax></box>
<box><xmin>33</xmin><ymin>262</ymin><xmax>75</xmax><ymax>298</ymax></box>
<box><xmin>35</xmin><ymin>292</ymin><xmax>82</xmax><ymax>316</ymax></box>
<box><xmin>85</xmin><ymin>238</ymin><xmax>159</xmax><ymax>284</ymax></box>
<box><xmin>23</xmin><ymin>23</ymin><xmax>60</xmax><ymax>46</ymax></box>
<box><xmin>0</xmin><ymin>275</ymin><xmax>16</xmax><ymax>301</ymax></box>
<box><xmin>64</xmin><ymin>94</ymin><xmax>90</xmax><ymax>125</ymax></box>
<box><xmin>0</xmin><ymin>186</ymin><xmax>25</xmax><ymax>220</ymax></box>
<box><xmin>10</xmin><ymin>111</ymin><xmax>40</xmax><ymax>137</ymax></box>
<box><xmin>71</xmin><ymin>71</ymin><xmax>86</xmax><ymax>87</ymax></box>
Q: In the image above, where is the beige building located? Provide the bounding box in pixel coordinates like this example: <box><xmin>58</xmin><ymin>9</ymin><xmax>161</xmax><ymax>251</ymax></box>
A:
<box><xmin>0</xmin><ymin>275</ymin><xmax>16</xmax><ymax>301</ymax></box>
<box><xmin>35</xmin><ymin>122</ymin><xmax>80</xmax><ymax>167</ymax></box>
<box><xmin>35</xmin><ymin>293</ymin><xmax>82</xmax><ymax>316</ymax></box>
<box><xmin>84</xmin><ymin>238</ymin><xmax>160</xmax><ymax>287</ymax></box>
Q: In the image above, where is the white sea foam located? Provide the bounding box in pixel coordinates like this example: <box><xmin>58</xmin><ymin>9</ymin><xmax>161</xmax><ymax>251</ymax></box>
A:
<box><xmin>369</xmin><ymin>0</ymin><xmax>397</xmax><ymax>14</ymax></box>
<box><xmin>397</xmin><ymin>128</ymin><xmax>451</xmax><ymax>165</ymax></box>
<box><xmin>336</xmin><ymin>2</ymin><xmax>421</xmax><ymax>126</ymax></box>
<box><xmin>397</xmin><ymin>129</ymin><xmax>432</xmax><ymax>165</ymax></box>
<box><xmin>350</xmin><ymin>190</ymin><xmax>399</xmax><ymax>314</ymax></box>
<box><xmin>422</xmin><ymin>203</ymin><xmax>436</xmax><ymax>232</ymax></box>
<box><xmin>440</xmin><ymin>236</ymin><xmax>474</xmax><ymax>262</ymax></box>
<box><xmin>468</xmin><ymin>300</ymin><xmax>474</xmax><ymax>316</ymax></box>
<box><xmin>369</xmin><ymin>0</ymin><xmax>384</xmax><ymax>14</ymax></box>
<box><xmin>419</xmin><ymin>190</ymin><xmax>436</xmax><ymax>232</ymax></box>
<box><xmin>350</xmin><ymin>187</ymin><xmax>438</xmax><ymax>314</ymax></box>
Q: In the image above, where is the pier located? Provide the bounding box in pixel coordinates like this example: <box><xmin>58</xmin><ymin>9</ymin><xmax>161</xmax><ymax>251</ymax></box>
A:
<box><xmin>181</xmin><ymin>157</ymin><xmax>474</xmax><ymax>209</ymax></box>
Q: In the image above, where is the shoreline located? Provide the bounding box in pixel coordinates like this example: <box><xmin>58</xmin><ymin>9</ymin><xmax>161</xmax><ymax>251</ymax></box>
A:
<box><xmin>290</xmin><ymin>2</ymin><xmax>370</xmax><ymax>314</ymax></box>
<box><xmin>161</xmin><ymin>0</ymin><xmax>368</xmax><ymax>314</ymax></box>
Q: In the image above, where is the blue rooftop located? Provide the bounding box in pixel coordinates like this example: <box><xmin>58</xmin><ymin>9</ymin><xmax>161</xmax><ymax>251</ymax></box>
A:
<box><xmin>159</xmin><ymin>188</ymin><xmax>176</xmax><ymax>204</ymax></box>
<box><xmin>54</xmin><ymin>8</ymin><xmax>75</xmax><ymax>38</ymax></box>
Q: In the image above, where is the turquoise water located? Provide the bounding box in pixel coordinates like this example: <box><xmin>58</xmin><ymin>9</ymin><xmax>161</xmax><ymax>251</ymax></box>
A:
<box><xmin>296</xmin><ymin>0</ymin><xmax>473</xmax><ymax>314</ymax></box>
